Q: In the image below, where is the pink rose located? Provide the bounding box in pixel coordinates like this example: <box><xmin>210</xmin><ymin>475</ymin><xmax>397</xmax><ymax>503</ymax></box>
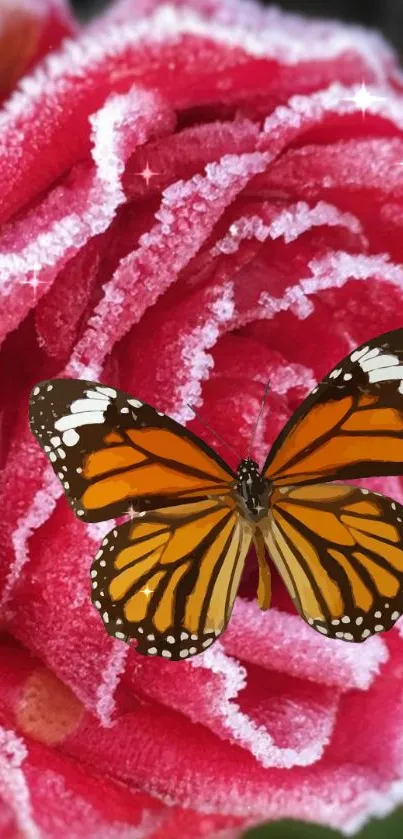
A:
<box><xmin>1</xmin><ymin>1</ymin><xmax>403</xmax><ymax>837</ymax></box>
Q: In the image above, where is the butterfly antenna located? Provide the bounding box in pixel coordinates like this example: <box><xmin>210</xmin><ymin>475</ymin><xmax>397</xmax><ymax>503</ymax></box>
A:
<box><xmin>186</xmin><ymin>404</ymin><xmax>243</xmax><ymax>461</ymax></box>
<box><xmin>247</xmin><ymin>378</ymin><xmax>271</xmax><ymax>459</ymax></box>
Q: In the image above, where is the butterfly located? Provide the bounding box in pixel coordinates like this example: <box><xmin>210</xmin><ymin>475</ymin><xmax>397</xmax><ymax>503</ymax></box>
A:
<box><xmin>29</xmin><ymin>328</ymin><xmax>403</xmax><ymax>660</ymax></box>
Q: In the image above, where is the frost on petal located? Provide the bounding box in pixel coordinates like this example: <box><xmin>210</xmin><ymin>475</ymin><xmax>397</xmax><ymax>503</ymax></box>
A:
<box><xmin>254</xmin><ymin>138</ymin><xmax>403</xmax><ymax>259</ymax></box>
<box><xmin>123</xmin><ymin>119</ymin><xmax>260</xmax><ymax>200</ymax></box>
<box><xmin>223</xmin><ymin>600</ymin><xmax>388</xmax><ymax>692</ymax></box>
<box><xmin>0</xmin><ymin>3</ymin><xmax>397</xmax><ymax>223</ymax></box>
<box><xmin>213</xmin><ymin>200</ymin><xmax>364</xmax><ymax>252</ymax></box>
<box><xmin>0</xmin><ymin>726</ymin><xmax>39</xmax><ymax>839</ymax></box>
<box><xmin>58</xmin><ymin>686</ymin><xmax>403</xmax><ymax>833</ymax></box>
<box><xmin>123</xmin><ymin>641</ymin><xmax>339</xmax><ymax>770</ymax></box>
<box><xmin>259</xmin><ymin>82</ymin><xmax>403</xmax><ymax>161</ymax></box>
<box><xmin>0</xmin><ymin>85</ymin><xmax>175</xmax><ymax>348</ymax></box>
<box><xmin>66</xmin><ymin>151</ymin><xmax>271</xmax><ymax>378</ymax></box>
<box><xmin>3</xmin><ymin>505</ymin><xmax>131</xmax><ymax>717</ymax></box>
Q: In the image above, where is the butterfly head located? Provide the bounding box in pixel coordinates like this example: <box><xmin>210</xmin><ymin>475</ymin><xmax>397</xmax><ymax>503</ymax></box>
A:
<box><xmin>235</xmin><ymin>458</ymin><xmax>270</xmax><ymax>522</ymax></box>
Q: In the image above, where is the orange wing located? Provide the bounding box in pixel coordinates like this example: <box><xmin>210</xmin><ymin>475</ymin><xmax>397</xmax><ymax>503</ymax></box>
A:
<box><xmin>263</xmin><ymin>328</ymin><xmax>403</xmax><ymax>486</ymax></box>
<box><xmin>29</xmin><ymin>379</ymin><xmax>236</xmax><ymax>522</ymax></box>
<box><xmin>91</xmin><ymin>498</ymin><xmax>253</xmax><ymax>659</ymax></box>
<box><xmin>261</xmin><ymin>483</ymin><xmax>403</xmax><ymax>641</ymax></box>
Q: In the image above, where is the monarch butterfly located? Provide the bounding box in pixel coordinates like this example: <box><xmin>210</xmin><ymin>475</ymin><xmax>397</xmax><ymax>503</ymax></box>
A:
<box><xmin>29</xmin><ymin>328</ymin><xmax>403</xmax><ymax>660</ymax></box>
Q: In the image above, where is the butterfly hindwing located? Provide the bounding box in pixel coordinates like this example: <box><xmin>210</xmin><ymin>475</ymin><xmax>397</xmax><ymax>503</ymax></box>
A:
<box><xmin>264</xmin><ymin>328</ymin><xmax>403</xmax><ymax>486</ymax></box>
<box><xmin>91</xmin><ymin>498</ymin><xmax>253</xmax><ymax>659</ymax></box>
<box><xmin>262</xmin><ymin>483</ymin><xmax>403</xmax><ymax>641</ymax></box>
<box><xmin>29</xmin><ymin>379</ymin><xmax>236</xmax><ymax>523</ymax></box>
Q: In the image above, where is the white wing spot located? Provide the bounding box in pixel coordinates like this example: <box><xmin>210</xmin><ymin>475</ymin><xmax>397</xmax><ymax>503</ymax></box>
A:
<box><xmin>350</xmin><ymin>346</ymin><xmax>369</xmax><ymax>362</ymax></box>
<box><xmin>50</xmin><ymin>436</ymin><xmax>61</xmax><ymax>447</ymax></box>
<box><xmin>103</xmin><ymin>612</ymin><xmax>110</xmax><ymax>623</ymax></box>
<box><xmin>368</xmin><ymin>365</ymin><xmax>403</xmax><ymax>384</ymax></box>
<box><xmin>361</xmin><ymin>353</ymin><xmax>399</xmax><ymax>373</ymax></box>
<box><xmin>329</xmin><ymin>368</ymin><xmax>342</xmax><ymax>379</ymax></box>
<box><xmin>374</xmin><ymin>624</ymin><xmax>384</xmax><ymax>632</ymax></box>
<box><xmin>359</xmin><ymin>347</ymin><xmax>380</xmax><ymax>363</ymax></box>
<box><xmin>391</xmin><ymin>611</ymin><xmax>400</xmax><ymax>620</ymax></box>
<box><xmin>128</xmin><ymin>399</ymin><xmax>143</xmax><ymax>408</ymax></box>
<box><xmin>96</xmin><ymin>386</ymin><xmax>117</xmax><ymax>398</ymax></box>
<box><xmin>71</xmin><ymin>398</ymin><xmax>109</xmax><ymax>414</ymax></box>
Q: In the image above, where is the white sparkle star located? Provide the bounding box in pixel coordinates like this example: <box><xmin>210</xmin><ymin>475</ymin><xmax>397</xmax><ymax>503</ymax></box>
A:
<box><xmin>255</xmin><ymin>504</ymin><xmax>265</xmax><ymax>514</ymax></box>
<box><xmin>136</xmin><ymin>161</ymin><xmax>160</xmax><ymax>186</ymax></box>
<box><xmin>343</xmin><ymin>83</ymin><xmax>386</xmax><ymax>116</ymax></box>
<box><xmin>127</xmin><ymin>504</ymin><xmax>138</xmax><ymax>520</ymax></box>
<box><xmin>21</xmin><ymin>274</ymin><xmax>45</xmax><ymax>296</ymax></box>
<box><xmin>141</xmin><ymin>585</ymin><xmax>154</xmax><ymax>598</ymax></box>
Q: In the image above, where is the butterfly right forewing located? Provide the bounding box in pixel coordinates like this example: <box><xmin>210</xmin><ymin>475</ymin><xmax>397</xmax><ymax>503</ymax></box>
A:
<box><xmin>263</xmin><ymin>328</ymin><xmax>403</xmax><ymax>487</ymax></box>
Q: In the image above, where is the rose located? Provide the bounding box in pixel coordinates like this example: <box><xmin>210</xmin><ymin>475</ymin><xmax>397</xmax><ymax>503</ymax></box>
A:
<box><xmin>1</xmin><ymin>0</ymin><xmax>403</xmax><ymax>836</ymax></box>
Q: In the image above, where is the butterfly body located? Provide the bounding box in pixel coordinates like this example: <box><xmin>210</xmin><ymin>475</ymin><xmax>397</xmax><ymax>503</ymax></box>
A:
<box><xmin>29</xmin><ymin>328</ymin><xmax>403</xmax><ymax>659</ymax></box>
<box><xmin>234</xmin><ymin>458</ymin><xmax>271</xmax><ymax>522</ymax></box>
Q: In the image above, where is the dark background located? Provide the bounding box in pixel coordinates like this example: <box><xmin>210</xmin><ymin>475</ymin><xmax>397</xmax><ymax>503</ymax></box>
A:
<box><xmin>71</xmin><ymin>0</ymin><xmax>403</xmax><ymax>50</ymax></box>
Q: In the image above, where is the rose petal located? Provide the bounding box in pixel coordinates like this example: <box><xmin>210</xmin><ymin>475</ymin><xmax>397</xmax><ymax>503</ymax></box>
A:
<box><xmin>223</xmin><ymin>599</ymin><xmax>388</xmax><ymax>691</ymax></box>
<box><xmin>0</xmin><ymin>5</ymin><xmax>397</xmax><ymax>225</ymax></box>
<box><xmin>0</xmin><ymin>85</ymin><xmax>175</xmax><ymax>347</ymax></box>
<box><xmin>0</xmin><ymin>0</ymin><xmax>75</xmax><ymax>101</ymax></box>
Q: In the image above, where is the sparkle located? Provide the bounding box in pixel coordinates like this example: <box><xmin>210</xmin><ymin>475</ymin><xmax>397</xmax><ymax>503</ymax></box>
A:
<box><xmin>20</xmin><ymin>274</ymin><xmax>46</xmax><ymax>296</ymax></box>
<box><xmin>141</xmin><ymin>585</ymin><xmax>154</xmax><ymax>598</ymax></box>
<box><xmin>127</xmin><ymin>504</ymin><xmax>138</xmax><ymax>520</ymax></box>
<box><xmin>343</xmin><ymin>82</ymin><xmax>387</xmax><ymax>116</ymax></box>
<box><xmin>255</xmin><ymin>504</ymin><xmax>265</xmax><ymax>514</ymax></box>
<box><xmin>135</xmin><ymin>161</ymin><xmax>161</xmax><ymax>186</ymax></box>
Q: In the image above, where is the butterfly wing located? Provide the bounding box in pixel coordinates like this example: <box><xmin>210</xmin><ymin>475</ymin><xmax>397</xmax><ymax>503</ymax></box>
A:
<box><xmin>263</xmin><ymin>328</ymin><xmax>403</xmax><ymax>486</ymax></box>
<box><xmin>261</xmin><ymin>483</ymin><xmax>403</xmax><ymax>641</ymax></box>
<box><xmin>29</xmin><ymin>379</ymin><xmax>236</xmax><ymax>522</ymax></box>
<box><xmin>91</xmin><ymin>497</ymin><xmax>253</xmax><ymax>658</ymax></box>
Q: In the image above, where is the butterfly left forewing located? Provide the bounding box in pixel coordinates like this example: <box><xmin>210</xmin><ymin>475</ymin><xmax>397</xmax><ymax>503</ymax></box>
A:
<box><xmin>29</xmin><ymin>379</ymin><xmax>236</xmax><ymax>522</ymax></box>
<box><xmin>263</xmin><ymin>327</ymin><xmax>403</xmax><ymax>486</ymax></box>
<box><xmin>91</xmin><ymin>498</ymin><xmax>253</xmax><ymax>659</ymax></box>
<box><xmin>261</xmin><ymin>483</ymin><xmax>403</xmax><ymax>641</ymax></box>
